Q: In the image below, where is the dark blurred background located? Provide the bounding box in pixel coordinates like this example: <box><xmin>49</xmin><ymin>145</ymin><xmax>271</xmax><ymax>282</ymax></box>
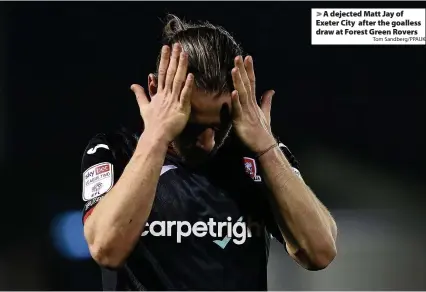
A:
<box><xmin>1</xmin><ymin>1</ymin><xmax>425</xmax><ymax>290</ymax></box>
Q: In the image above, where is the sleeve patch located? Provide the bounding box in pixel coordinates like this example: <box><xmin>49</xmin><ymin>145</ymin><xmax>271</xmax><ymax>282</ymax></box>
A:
<box><xmin>82</xmin><ymin>162</ymin><xmax>114</xmax><ymax>201</ymax></box>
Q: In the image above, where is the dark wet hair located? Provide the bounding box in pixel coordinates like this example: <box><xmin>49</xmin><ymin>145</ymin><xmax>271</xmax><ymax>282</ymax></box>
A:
<box><xmin>156</xmin><ymin>14</ymin><xmax>243</xmax><ymax>94</ymax></box>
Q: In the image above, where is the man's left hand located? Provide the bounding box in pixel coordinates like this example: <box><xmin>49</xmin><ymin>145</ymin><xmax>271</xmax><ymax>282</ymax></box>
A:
<box><xmin>231</xmin><ymin>55</ymin><xmax>276</xmax><ymax>153</ymax></box>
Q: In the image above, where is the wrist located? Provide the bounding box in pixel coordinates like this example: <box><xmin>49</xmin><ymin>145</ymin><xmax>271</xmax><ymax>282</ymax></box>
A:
<box><xmin>249</xmin><ymin>131</ymin><xmax>276</xmax><ymax>153</ymax></box>
<box><xmin>257</xmin><ymin>141</ymin><xmax>292</xmax><ymax>170</ymax></box>
<box><xmin>142</xmin><ymin>127</ymin><xmax>173</xmax><ymax>145</ymax></box>
<box><xmin>137</xmin><ymin>130</ymin><xmax>170</xmax><ymax>154</ymax></box>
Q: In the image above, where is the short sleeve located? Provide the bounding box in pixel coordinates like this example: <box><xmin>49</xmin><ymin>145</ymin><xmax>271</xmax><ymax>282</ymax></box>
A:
<box><xmin>81</xmin><ymin>133</ymin><xmax>118</xmax><ymax>224</ymax></box>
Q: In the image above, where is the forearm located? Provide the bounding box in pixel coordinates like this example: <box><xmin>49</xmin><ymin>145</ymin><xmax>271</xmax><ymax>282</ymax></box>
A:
<box><xmin>258</xmin><ymin>145</ymin><xmax>336</xmax><ymax>264</ymax></box>
<box><xmin>84</xmin><ymin>131</ymin><xmax>168</xmax><ymax>267</ymax></box>
<box><xmin>311</xmin><ymin>189</ymin><xmax>338</xmax><ymax>241</ymax></box>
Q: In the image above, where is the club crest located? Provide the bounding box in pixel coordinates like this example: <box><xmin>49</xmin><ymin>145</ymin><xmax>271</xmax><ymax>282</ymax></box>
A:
<box><xmin>243</xmin><ymin>157</ymin><xmax>262</xmax><ymax>182</ymax></box>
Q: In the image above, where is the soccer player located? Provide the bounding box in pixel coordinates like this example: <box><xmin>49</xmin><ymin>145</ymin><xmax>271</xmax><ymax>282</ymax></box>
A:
<box><xmin>81</xmin><ymin>15</ymin><xmax>337</xmax><ymax>290</ymax></box>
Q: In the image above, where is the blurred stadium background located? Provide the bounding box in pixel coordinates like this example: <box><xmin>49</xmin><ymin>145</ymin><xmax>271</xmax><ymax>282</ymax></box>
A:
<box><xmin>0</xmin><ymin>2</ymin><xmax>425</xmax><ymax>290</ymax></box>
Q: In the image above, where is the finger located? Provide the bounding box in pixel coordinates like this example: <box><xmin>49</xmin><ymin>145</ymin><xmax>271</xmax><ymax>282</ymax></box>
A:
<box><xmin>244</xmin><ymin>56</ymin><xmax>256</xmax><ymax>98</ymax></box>
<box><xmin>179</xmin><ymin>73</ymin><xmax>194</xmax><ymax>111</ymax></box>
<box><xmin>164</xmin><ymin>43</ymin><xmax>182</xmax><ymax>93</ymax></box>
<box><xmin>260</xmin><ymin>90</ymin><xmax>275</xmax><ymax>124</ymax></box>
<box><xmin>231</xmin><ymin>67</ymin><xmax>248</xmax><ymax>105</ymax></box>
<box><xmin>231</xmin><ymin>90</ymin><xmax>243</xmax><ymax>119</ymax></box>
<box><xmin>130</xmin><ymin>84</ymin><xmax>149</xmax><ymax>107</ymax></box>
<box><xmin>172</xmin><ymin>51</ymin><xmax>188</xmax><ymax>97</ymax></box>
<box><xmin>157</xmin><ymin>45</ymin><xmax>171</xmax><ymax>91</ymax></box>
<box><xmin>234</xmin><ymin>56</ymin><xmax>252</xmax><ymax>98</ymax></box>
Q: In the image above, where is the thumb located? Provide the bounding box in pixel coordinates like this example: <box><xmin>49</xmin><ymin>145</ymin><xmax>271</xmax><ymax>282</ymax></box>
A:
<box><xmin>260</xmin><ymin>90</ymin><xmax>275</xmax><ymax>122</ymax></box>
<box><xmin>130</xmin><ymin>84</ymin><xmax>149</xmax><ymax>108</ymax></box>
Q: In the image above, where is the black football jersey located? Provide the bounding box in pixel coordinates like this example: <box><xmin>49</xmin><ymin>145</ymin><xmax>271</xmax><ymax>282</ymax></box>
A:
<box><xmin>80</xmin><ymin>127</ymin><xmax>301</xmax><ymax>291</ymax></box>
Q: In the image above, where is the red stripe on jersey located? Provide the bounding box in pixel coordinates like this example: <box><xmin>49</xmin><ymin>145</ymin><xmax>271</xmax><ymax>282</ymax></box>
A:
<box><xmin>83</xmin><ymin>207</ymin><xmax>95</xmax><ymax>224</ymax></box>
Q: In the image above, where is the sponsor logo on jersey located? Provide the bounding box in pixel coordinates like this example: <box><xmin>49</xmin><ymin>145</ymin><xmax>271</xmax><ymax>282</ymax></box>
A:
<box><xmin>141</xmin><ymin>216</ymin><xmax>264</xmax><ymax>249</ymax></box>
<box><xmin>82</xmin><ymin>162</ymin><xmax>114</xmax><ymax>201</ymax></box>
<box><xmin>243</xmin><ymin>157</ymin><xmax>262</xmax><ymax>182</ymax></box>
<box><xmin>96</xmin><ymin>164</ymin><xmax>110</xmax><ymax>175</ymax></box>
<box><xmin>87</xmin><ymin>144</ymin><xmax>110</xmax><ymax>155</ymax></box>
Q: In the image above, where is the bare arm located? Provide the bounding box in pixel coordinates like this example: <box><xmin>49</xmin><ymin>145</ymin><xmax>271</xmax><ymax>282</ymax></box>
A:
<box><xmin>258</xmin><ymin>144</ymin><xmax>337</xmax><ymax>270</ymax></box>
<box><xmin>229</xmin><ymin>54</ymin><xmax>336</xmax><ymax>270</ymax></box>
<box><xmin>83</xmin><ymin>43</ymin><xmax>193</xmax><ymax>268</ymax></box>
<box><xmin>310</xmin><ymin>187</ymin><xmax>338</xmax><ymax>241</ymax></box>
<box><xmin>84</xmin><ymin>133</ymin><xmax>168</xmax><ymax>268</ymax></box>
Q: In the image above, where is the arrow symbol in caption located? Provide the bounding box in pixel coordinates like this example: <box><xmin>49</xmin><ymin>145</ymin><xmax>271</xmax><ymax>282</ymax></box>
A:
<box><xmin>317</xmin><ymin>12</ymin><xmax>322</xmax><ymax>17</ymax></box>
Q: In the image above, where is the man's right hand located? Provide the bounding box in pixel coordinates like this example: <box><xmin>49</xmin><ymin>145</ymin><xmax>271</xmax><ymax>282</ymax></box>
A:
<box><xmin>84</xmin><ymin>45</ymin><xmax>192</xmax><ymax>267</ymax></box>
<box><xmin>131</xmin><ymin>43</ymin><xmax>194</xmax><ymax>144</ymax></box>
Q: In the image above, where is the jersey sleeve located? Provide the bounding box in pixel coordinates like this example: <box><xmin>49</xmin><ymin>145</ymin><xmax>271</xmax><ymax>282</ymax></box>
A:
<box><xmin>264</xmin><ymin>142</ymin><xmax>304</xmax><ymax>245</ymax></box>
<box><xmin>80</xmin><ymin>133</ymin><xmax>118</xmax><ymax>224</ymax></box>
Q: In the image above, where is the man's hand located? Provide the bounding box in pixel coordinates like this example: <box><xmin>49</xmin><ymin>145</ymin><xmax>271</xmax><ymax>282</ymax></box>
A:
<box><xmin>131</xmin><ymin>43</ymin><xmax>194</xmax><ymax>144</ymax></box>
<box><xmin>230</xmin><ymin>55</ymin><xmax>276</xmax><ymax>153</ymax></box>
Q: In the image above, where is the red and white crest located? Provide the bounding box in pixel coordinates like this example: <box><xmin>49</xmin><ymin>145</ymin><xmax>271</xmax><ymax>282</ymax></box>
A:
<box><xmin>243</xmin><ymin>157</ymin><xmax>262</xmax><ymax>182</ymax></box>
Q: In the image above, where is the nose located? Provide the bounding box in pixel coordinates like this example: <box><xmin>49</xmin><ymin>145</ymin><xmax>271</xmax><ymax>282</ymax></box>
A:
<box><xmin>196</xmin><ymin>128</ymin><xmax>215</xmax><ymax>151</ymax></box>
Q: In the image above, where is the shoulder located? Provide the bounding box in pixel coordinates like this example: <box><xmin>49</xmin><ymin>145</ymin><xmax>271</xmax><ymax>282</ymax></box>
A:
<box><xmin>80</xmin><ymin>127</ymin><xmax>140</xmax><ymax>203</ymax></box>
<box><xmin>81</xmin><ymin>127</ymin><xmax>140</xmax><ymax>170</ymax></box>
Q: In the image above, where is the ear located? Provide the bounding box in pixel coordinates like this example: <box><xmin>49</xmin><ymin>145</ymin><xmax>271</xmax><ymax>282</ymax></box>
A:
<box><xmin>148</xmin><ymin>74</ymin><xmax>158</xmax><ymax>98</ymax></box>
